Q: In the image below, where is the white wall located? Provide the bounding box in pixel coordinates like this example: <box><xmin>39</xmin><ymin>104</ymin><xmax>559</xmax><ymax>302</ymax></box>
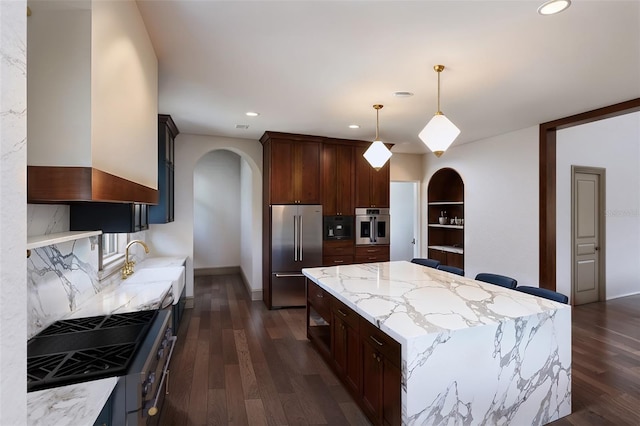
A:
<box><xmin>147</xmin><ymin>134</ymin><xmax>262</xmax><ymax>300</ymax></box>
<box><xmin>240</xmin><ymin>158</ymin><xmax>262</xmax><ymax>299</ymax></box>
<box><xmin>422</xmin><ymin>126</ymin><xmax>539</xmax><ymax>284</ymax></box>
<box><xmin>0</xmin><ymin>0</ymin><xmax>27</xmax><ymax>422</ymax></box>
<box><xmin>556</xmin><ymin>112</ymin><xmax>640</xmax><ymax>300</ymax></box>
<box><xmin>193</xmin><ymin>150</ymin><xmax>241</xmax><ymax>269</ymax></box>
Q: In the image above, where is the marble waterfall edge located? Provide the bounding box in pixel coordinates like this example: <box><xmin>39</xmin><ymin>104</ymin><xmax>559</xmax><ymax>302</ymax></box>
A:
<box><xmin>403</xmin><ymin>308</ymin><xmax>571</xmax><ymax>425</ymax></box>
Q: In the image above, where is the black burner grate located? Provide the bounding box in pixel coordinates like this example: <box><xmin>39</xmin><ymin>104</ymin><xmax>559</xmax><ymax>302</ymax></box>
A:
<box><xmin>27</xmin><ymin>310</ymin><xmax>158</xmax><ymax>392</ymax></box>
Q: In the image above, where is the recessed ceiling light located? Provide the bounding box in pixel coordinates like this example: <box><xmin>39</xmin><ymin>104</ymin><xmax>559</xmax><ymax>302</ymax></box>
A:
<box><xmin>245</xmin><ymin>112</ymin><xmax>260</xmax><ymax>117</ymax></box>
<box><xmin>538</xmin><ymin>0</ymin><xmax>571</xmax><ymax>15</ymax></box>
<box><xmin>235</xmin><ymin>124</ymin><xmax>250</xmax><ymax>129</ymax></box>
<box><xmin>349</xmin><ymin>124</ymin><xmax>360</xmax><ymax>129</ymax></box>
<box><xmin>393</xmin><ymin>91</ymin><xmax>414</xmax><ymax>98</ymax></box>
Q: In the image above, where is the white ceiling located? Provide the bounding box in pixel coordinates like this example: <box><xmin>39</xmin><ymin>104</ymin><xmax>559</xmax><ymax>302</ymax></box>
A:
<box><xmin>136</xmin><ymin>0</ymin><xmax>640</xmax><ymax>154</ymax></box>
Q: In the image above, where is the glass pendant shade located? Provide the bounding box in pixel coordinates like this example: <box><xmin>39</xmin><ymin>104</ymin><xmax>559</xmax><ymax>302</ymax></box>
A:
<box><xmin>418</xmin><ymin>113</ymin><xmax>461</xmax><ymax>158</ymax></box>
<box><xmin>364</xmin><ymin>104</ymin><xmax>392</xmax><ymax>170</ymax></box>
<box><xmin>363</xmin><ymin>140</ymin><xmax>392</xmax><ymax>171</ymax></box>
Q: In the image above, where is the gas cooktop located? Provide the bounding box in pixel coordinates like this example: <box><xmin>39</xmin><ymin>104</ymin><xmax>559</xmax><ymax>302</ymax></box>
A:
<box><xmin>27</xmin><ymin>310</ymin><xmax>157</xmax><ymax>392</ymax></box>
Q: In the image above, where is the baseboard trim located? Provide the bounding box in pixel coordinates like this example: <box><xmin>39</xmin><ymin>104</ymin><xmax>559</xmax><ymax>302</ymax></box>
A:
<box><xmin>240</xmin><ymin>268</ymin><xmax>263</xmax><ymax>301</ymax></box>
<box><xmin>185</xmin><ymin>296</ymin><xmax>195</xmax><ymax>309</ymax></box>
<box><xmin>194</xmin><ymin>266</ymin><xmax>239</xmax><ymax>276</ymax></box>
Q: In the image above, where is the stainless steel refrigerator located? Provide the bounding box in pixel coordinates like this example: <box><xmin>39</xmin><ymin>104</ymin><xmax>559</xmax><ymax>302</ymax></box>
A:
<box><xmin>271</xmin><ymin>204</ymin><xmax>322</xmax><ymax>308</ymax></box>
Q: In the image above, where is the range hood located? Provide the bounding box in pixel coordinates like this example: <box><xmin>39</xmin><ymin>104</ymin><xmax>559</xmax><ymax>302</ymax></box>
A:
<box><xmin>28</xmin><ymin>166</ymin><xmax>158</xmax><ymax>204</ymax></box>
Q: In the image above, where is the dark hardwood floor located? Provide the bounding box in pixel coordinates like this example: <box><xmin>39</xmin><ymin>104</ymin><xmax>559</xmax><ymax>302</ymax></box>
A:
<box><xmin>161</xmin><ymin>274</ymin><xmax>640</xmax><ymax>425</ymax></box>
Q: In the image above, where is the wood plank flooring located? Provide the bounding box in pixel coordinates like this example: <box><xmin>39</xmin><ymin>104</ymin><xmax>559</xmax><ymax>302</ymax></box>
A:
<box><xmin>160</xmin><ymin>274</ymin><xmax>370</xmax><ymax>426</ymax></box>
<box><xmin>161</xmin><ymin>274</ymin><xmax>640</xmax><ymax>425</ymax></box>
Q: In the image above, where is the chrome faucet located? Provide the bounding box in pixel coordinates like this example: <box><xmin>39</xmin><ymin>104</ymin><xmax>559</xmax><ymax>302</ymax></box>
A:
<box><xmin>122</xmin><ymin>240</ymin><xmax>150</xmax><ymax>279</ymax></box>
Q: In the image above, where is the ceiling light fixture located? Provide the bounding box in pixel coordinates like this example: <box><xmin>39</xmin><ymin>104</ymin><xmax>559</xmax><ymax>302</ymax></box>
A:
<box><xmin>363</xmin><ymin>104</ymin><xmax>392</xmax><ymax>171</ymax></box>
<box><xmin>245</xmin><ymin>111</ymin><xmax>259</xmax><ymax>117</ymax></box>
<box><xmin>418</xmin><ymin>65</ymin><xmax>460</xmax><ymax>158</ymax></box>
<box><xmin>393</xmin><ymin>91</ymin><xmax>414</xmax><ymax>98</ymax></box>
<box><xmin>537</xmin><ymin>0</ymin><xmax>571</xmax><ymax>15</ymax></box>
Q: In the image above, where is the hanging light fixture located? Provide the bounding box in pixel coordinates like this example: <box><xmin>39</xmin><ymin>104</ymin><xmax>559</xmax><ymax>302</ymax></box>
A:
<box><xmin>363</xmin><ymin>104</ymin><xmax>392</xmax><ymax>170</ymax></box>
<box><xmin>418</xmin><ymin>65</ymin><xmax>460</xmax><ymax>158</ymax></box>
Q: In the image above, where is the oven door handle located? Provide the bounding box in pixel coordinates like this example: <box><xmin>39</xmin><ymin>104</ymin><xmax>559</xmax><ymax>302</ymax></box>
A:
<box><xmin>147</xmin><ymin>335</ymin><xmax>177</xmax><ymax>417</ymax></box>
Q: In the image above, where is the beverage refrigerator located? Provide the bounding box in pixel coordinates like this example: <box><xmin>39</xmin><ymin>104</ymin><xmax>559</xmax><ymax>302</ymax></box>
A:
<box><xmin>270</xmin><ymin>204</ymin><xmax>322</xmax><ymax>308</ymax></box>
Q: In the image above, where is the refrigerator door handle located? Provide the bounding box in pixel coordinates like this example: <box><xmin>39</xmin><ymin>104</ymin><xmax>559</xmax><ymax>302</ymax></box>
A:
<box><xmin>299</xmin><ymin>215</ymin><xmax>303</xmax><ymax>261</ymax></box>
<box><xmin>293</xmin><ymin>214</ymin><xmax>298</xmax><ymax>261</ymax></box>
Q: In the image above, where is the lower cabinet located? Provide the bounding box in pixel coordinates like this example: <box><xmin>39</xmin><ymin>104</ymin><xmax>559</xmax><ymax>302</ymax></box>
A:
<box><xmin>355</xmin><ymin>245</ymin><xmax>390</xmax><ymax>264</ymax></box>
<box><xmin>307</xmin><ymin>279</ymin><xmax>401</xmax><ymax>426</ymax></box>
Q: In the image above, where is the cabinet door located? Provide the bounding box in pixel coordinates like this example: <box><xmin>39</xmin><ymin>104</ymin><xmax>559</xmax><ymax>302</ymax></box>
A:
<box><xmin>321</xmin><ymin>144</ymin><xmax>338</xmax><ymax>215</ymax></box>
<box><xmin>332</xmin><ymin>318</ymin><xmax>361</xmax><ymax>396</ymax></box>
<box><xmin>354</xmin><ymin>146</ymin><xmax>372</xmax><ymax>208</ymax></box>
<box><xmin>295</xmin><ymin>141</ymin><xmax>321</xmax><ymax>204</ymax></box>
<box><xmin>270</xmin><ymin>140</ymin><xmax>296</xmax><ymax>204</ymax></box>
<box><xmin>370</xmin><ymin>160</ymin><xmax>390</xmax><ymax>208</ymax></box>
<box><xmin>382</xmin><ymin>360</ymin><xmax>401</xmax><ymax>426</ymax></box>
<box><xmin>335</xmin><ymin>145</ymin><xmax>354</xmax><ymax>214</ymax></box>
<box><xmin>354</xmin><ymin>145</ymin><xmax>389</xmax><ymax>208</ymax></box>
<box><xmin>361</xmin><ymin>340</ymin><xmax>384</xmax><ymax>424</ymax></box>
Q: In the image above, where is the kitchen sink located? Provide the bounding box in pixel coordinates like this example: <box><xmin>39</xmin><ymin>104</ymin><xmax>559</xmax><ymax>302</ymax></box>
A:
<box><xmin>123</xmin><ymin>266</ymin><xmax>186</xmax><ymax>304</ymax></box>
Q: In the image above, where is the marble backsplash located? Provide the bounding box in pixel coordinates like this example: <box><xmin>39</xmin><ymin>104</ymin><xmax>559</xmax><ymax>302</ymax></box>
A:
<box><xmin>27</xmin><ymin>204</ymin><xmax>148</xmax><ymax>338</ymax></box>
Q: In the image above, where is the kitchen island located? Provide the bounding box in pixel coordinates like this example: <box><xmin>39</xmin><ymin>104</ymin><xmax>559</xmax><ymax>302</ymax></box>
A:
<box><xmin>302</xmin><ymin>261</ymin><xmax>571</xmax><ymax>425</ymax></box>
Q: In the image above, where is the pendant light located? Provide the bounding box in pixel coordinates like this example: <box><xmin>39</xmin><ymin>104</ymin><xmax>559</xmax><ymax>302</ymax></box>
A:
<box><xmin>363</xmin><ymin>104</ymin><xmax>392</xmax><ymax>170</ymax></box>
<box><xmin>418</xmin><ymin>65</ymin><xmax>460</xmax><ymax>158</ymax></box>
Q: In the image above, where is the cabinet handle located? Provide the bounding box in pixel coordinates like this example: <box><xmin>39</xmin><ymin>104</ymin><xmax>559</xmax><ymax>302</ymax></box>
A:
<box><xmin>366</xmin><ymin>249</ymin><xmax>378</xmax><ymax>253</ymax></box>
<box><xmin>337</xmin><ymin>309</ymin><xmax>348</xmax><ymax>317</ymax></box>
<box><xmin>316</xmin><ymin>293</ymin><xmax>324</xmax><ymax>298</ymax></box>
<box><xmin>370</xmin><ymin>335</ymin><xmax>384</xmax><ymax>346</ymax></box>
<box><xmin>368</xmin><ymin>257</ymin><xmax>377</xmax><ymax>260</ymax></box>
<box><xmin>334</xmin><ymin>260</ymin><xmax>344</xmax><ymax>264</ymax></box>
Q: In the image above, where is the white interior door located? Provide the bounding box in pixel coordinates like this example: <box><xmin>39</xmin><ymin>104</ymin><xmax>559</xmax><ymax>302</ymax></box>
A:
<box><xmin>572</xmin><ymin>167</ymin><xmax>605</xmax><ymax>305</ymax></box>
<box><xmin>390</xmin><ymin>182</ymin><xmax>418</xmax><ymax>261</ymax></box>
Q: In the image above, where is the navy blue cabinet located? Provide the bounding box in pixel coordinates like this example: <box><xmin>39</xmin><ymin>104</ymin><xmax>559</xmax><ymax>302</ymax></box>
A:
<box><xmin>149</xmin><ymin>114</ymin><xmax>179</xmax><ymax>224</ymax></box>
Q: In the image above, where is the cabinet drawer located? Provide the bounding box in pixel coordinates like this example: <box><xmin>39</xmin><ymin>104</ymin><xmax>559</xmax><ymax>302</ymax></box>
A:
<box><xmin>355</xmin><ymin>255</ymin><xmax>389</xmax><ymax>264</ymax></box>
<box><xmin>324</xmin><ymin>240</ymin><xmax>355</xmax><ymax>255</ymax></box>
<box><xmin>323</xmin><ymin>255</ymin><xmax>354</xmax><ymax>266</ymax></box>
<box><xmin>360</xmin><ymin>318</ymin><xmax>401</xmax><ymax>368</ymax></box>
<box><xmin>307</xmin><ymin>281</ymin><xmax>331</xmax><ymax>318</ymax></box>
<box><xmin>331</xmin><ymin>298</ymin><xmax>359</xmax><ymax>330</ymax></box>
<box><xmin>355</xmin><ymin>245</ymin><xmax>390</xmax><ymax>257</ymax></box>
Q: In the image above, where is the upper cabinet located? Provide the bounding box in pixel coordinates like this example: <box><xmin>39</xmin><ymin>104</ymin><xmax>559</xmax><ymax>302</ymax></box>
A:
<box><xmin>261</xmin><ymin>132</ymin><xmax>322</xmax><ymax>205</ymax></box>
<box><xmin>27</xmin><ymin>0</ymin><xmax>158</xmax><ymax>204</ymax></box>
<box><xmin>321</xmin><ymin>142</ymin><xmax>354</xmax><ymax>215</ymax></box>
<box><xmin>354</xmin><ymin>146</ymin><xmax>390</xmax><ymax>208</ymax></box>
<box><xmin>150</xmin><ymin>115</ymin><xmax>179</xmax><ymax>223</ymax></box>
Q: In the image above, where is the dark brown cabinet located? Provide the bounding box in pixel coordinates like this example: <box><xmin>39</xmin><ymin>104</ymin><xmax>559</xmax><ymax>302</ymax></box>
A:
<box><xmin>354</xmin><ymin>146</ymin><xmax>390</xmax><ymax>208</ymax></box>
<box><xmin>331</xmin><ymin>299</ymin><xmax>360</xmax><ymax>396</ymax></box>
<box><xmin>306</xmin><ymin>279</ymin><xmax>401</xmax><ymax>426</ymax></box>
<box><xmin>149</xmin><ymin>114</ymin><xmax>179</xmax><ymax>224</ymax></box>
<box><xmin>262</xmin><ymin>133</ymin><xmax>322</xmax><ymax>205</ymax></box>
<box><xmin>355</xmin><ymin>245</ymin><xmax>390</xmax><ymax>264</ymax></box>
<box><xmin>427</xmin><ymin>168</ymin><xmax>465</xmax><ymax>270</ymax></box>
<box><xmin>360</xmin><ymin>318</ymin><xmax>402</xmax><ymax>426</ymax></box>
<box><xmin>322</xmin><ymin>142</ymin><xmax>354</xmax><ymax>215</ymax></box>
<box><xmin>323</xmin><ymin>240</ymin><xmax>355</xmax><ymax>266</ymax></box>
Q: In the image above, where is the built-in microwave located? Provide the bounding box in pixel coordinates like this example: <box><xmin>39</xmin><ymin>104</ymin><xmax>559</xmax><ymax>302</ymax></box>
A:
<box><xmin>355</xmin><ymin>208</ymin><xmax>390</xmax><ymax>245</ymax></box>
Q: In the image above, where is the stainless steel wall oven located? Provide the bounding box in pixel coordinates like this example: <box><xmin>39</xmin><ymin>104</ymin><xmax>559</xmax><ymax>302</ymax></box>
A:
<box><xmin>355</xmin><ymin>207</ymin><xmax>390</xmax><ymax>245</ymax></box>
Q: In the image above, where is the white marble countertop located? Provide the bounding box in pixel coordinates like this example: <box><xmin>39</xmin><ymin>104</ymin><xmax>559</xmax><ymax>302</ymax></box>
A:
<box><xmin>302</xmin><ymin>260</ymin><xmax>570</xmax><ymax>345</ymax></box>
<box><xmin>27</xmin><ymin>377</ymin><xmax>117</xmax><ymax>426</ymax></box>
<box><xmin>27</xmin><ymin>256</ymin><xmax>187</xmax><ymax>426</ymax></box>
